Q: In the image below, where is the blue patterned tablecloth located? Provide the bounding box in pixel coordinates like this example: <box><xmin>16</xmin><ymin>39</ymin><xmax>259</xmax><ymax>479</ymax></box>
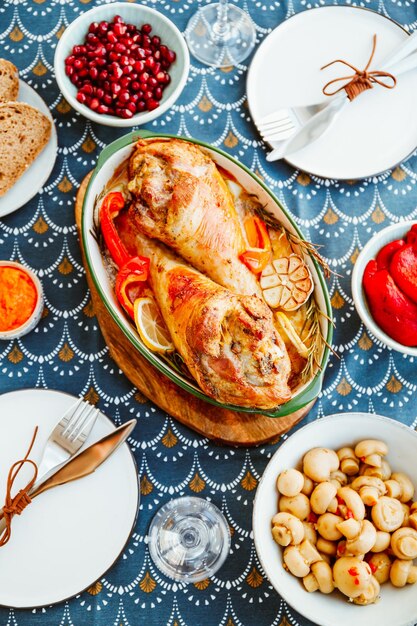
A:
<box><xmin>0</xmin><ymin>1</ymin><xmax>417</xmax><ymax>624</ymax></box>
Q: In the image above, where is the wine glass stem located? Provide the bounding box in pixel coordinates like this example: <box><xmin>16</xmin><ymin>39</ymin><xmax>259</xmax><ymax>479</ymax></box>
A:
<box><xmin>212</xmin><ymin>0</ymin><xmax>230</xmax><ymax>42</ymax></box>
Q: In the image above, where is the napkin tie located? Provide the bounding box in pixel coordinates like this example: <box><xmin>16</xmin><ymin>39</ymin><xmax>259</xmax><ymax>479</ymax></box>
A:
<box><xmin>0</xmin><ymin>427</ymin><xmax>38</xmax><ymax>547</ymax></box>
<box><xmin>321</xmin><ymin>34</ymin><xmax>397</xmax><ymax>101</ymax></box>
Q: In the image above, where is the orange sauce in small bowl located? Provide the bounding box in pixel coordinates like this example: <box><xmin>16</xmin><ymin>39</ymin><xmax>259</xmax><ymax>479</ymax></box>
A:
<box><xmin>0</xmin><ymin>264</ymin><xmax>40</xmax><ymax>334</ymax></box>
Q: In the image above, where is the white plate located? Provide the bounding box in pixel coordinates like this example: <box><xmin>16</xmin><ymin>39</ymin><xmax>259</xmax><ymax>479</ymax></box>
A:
<box><xmin>0</xmin><ymin>80</ymin><xmax>57</xmax><ymax>218</ymax></box>
<box><xmin>0</xmin><ymin>389</ymin><xmax>139</xmax><ymax>608</ymax></box>
<box><xmin>247</xmin><ymin>7</ymin><xmax>417</xmax><ymax>180</ymax></box>
<box><xmin>253</xmin><ymin>412</ymin><xmax>417</xmax><ymax>626</ymax></box>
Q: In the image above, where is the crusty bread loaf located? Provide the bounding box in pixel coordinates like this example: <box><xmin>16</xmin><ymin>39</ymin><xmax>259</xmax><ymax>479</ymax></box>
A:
<box><xmin>0</xmin><ymin>103</ymin><xmax>51</xmax><ymax>196</ymax></box>
<box><xmin>0</xmin><ymin>59</ymin><xmax>19</xmax><ymax>103</ymax></box>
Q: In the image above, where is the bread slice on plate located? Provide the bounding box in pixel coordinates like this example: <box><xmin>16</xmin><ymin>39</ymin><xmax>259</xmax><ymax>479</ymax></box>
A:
<box><xmin>0</xmin><ymin>102</ymin><xmax>51</xmax><ymax>197</ymax></box>
<box><xmin>0</xmin><ymin>59</ymin><xmax>19</xmax><ymax>103</ymax></box>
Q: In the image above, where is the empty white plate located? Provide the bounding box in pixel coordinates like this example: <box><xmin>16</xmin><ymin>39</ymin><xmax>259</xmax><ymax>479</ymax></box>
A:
<box><xmin>0</xmin><ymin>80</ymin><xmax>57</xmax><ymax>218</ymax></box>
<box><xmin>247</xmin><ymin>7</ymin><xmax>417</xmax><ymax>179</ymax></box>
<box><xmin>0</xmin><ymin>389</ymin><xmax>139</xmax><ymax>608</ymax></box>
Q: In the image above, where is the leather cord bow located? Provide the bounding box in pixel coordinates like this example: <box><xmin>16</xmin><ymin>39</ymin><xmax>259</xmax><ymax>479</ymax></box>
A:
<box><xmin>321</xmin><ymin>34</ymin><xmax>397</xmax><ymax>101</ymax></box>
<box><xmin>0</xmin><ymin>427</ymin><xmax>38</xmax><ymax>547</ymax></box>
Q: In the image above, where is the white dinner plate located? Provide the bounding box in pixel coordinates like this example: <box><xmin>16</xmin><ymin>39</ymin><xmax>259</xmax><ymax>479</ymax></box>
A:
<box><xmin>0</xmin><ymin>389</ymin><xmax>139</xmax><ymax>608</ymax></box>
<box><xmin>0</xmin><ymin>80</ymin><xmax>57</xmax><ymax>218</ymax></box>
<box><xmin>247</xmin><ymin>7</ymin><xmax>417</xmax><ymax>180</ymax></box>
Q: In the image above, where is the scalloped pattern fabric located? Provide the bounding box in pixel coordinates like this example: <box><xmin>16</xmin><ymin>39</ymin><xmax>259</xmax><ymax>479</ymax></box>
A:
<box><xmin>0</xmin><ymin>1</ymin><xmax>417</xmax><ymax>625</ymax></box>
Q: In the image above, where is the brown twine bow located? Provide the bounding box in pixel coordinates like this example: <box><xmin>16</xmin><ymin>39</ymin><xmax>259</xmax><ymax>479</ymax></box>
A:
<box><xmin>0</xmin><ymin>427</ymin><xmax>38</xmax><ymax>547</ymax></box>
<box><xmin>321</xmin><ymin>34</ymin><xmax>397</xmax><ymax>101</ymax></box>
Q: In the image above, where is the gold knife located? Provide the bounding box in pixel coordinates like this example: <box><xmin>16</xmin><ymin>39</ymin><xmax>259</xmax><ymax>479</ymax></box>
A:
<box><xmin>0</xmin><ymin>419</ymin><xmax>136</xmax><ymax>537</ymax></box>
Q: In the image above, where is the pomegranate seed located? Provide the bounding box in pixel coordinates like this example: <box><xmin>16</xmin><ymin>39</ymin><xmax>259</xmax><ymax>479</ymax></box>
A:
<box><xmin>89</xmin><ymin>98</ymin><xmax>100</xmax><ymax>111</ymax></box>
<box><xmin>96</xmin><ymin>58</ymin><xmax>107</xmax><ymax>67</ymax></box>
<box><xmin>86</xmin><ymin>33</ymin><xmax>99</xmax><ymax>44</ymax></box>
<box><xmin>113</xmin><ymin>15</ymin><xmax>124</xmax><ymax>24</ymax></box>
<box><xmin>78</xmin><ymin>68</ymin><xmax>88</xmax><ymax>78</ymax></box>
<box><xmin>145</xmin><ymin>56</ymin><xmax>155</xmax><ymax>70</ymax></box>
<box><xmin>107</xmin><ymin>31</ymin><xmax>117</xmax><ymax>44</ymax></box>
<box><xmin>103</xmin><ymin>94</ymin><xmax>113</xmax><ymax>106</ymax></box>
<box><xmin>155</xmin><ymin>71</ymin><xmax>165</xmax><ymax>83</ymax></box>
<box><xmin>120</xmin><ymin>107</ymin><xmax>133</xmax><ymax>118</ymax></box>
<box><xmin>74</xmin><ymin>59</ymin><xmax>84</xmax><ymax>70</ymax></box>
<box><xmin>148</xmin><ymin>76</ymin><xmax>158</xmax><ymax>89</ymax></box>
<box><xmin>163</xmin><ymin>72</ymin><xmax>171</xmax><ymax>85</ymax></box>
<box><xmin>96</xmin><ymin>87</ymin><xmax>104</xmax><ymax>99</ymax></box>
<box><xmin>130</xmin><ymin>93</ymin><xmax>139</xmax><ymax>103</ymax></box>
<box><xmin>120</xmin><ymin>55</ymin><xmax>129</xmax><ymax>66</ymax></box>
<box><xmin>136</xmin><ymin>48</ymin><xmax>146</xmax><ymax>60</ymax></box>
<box><xmin>103</xmin><ymin>80</ymin><xmax>111</xmax><ymax>92</ymax></box>
<box><xmin>81</xmin><ymin>83</ymin><xmax>94</xmax><ymax>95</ymax></box>
<box><xmin>122</xmin><ymin>64</ymin><xmax>133</xmax><ymax>75</ymax></box>
<box><xmin>154</xmin><ymin>50</ymin><xmax>161</xmax><ymax>61</ymax></box>
<box><xmin>115</xmin><ymin>42</ymin><xmax>126</xmax><ymax>54</ymax></box>
<box><xmin>134</xmin><ymin>60</ymin><xmax>145</xmax><ymax>73</ymax></box>
<box><xmin>76</xmin><ymin>91</ymin><xmax>87</xmax><ymax>104</ymax></box>
<box><xmin>165</xmin><ymin>49</ymin><xmax>176</xmax><ymax>64</ymax></box>
<box><xmin>132</xmin><ymin>33</ymin><xmax>141</xmax><ymax>44</ymax></box>
<box><xmin>109</xmin><ymin>51</ymin><xmax>119</xmax><ymax>62</ymax></box>
<box><xmin>152</xmin><ymin>62</ymin><xmax>161</xmax><ymax>75</ymax></box>
<box><xmin>65</xmin><ymin>66</ymin><xmax>74</xmax><ymax>77</ymax></box>
<box><xmin>154</xmin><ymin>86</ymin><xmax>163</xmax><ymax>100</ymax></box>
<box><xmin>141</xmin><ymin>24</ymin><xmax>152</xmax><ymax>35</ymax></box>
<box><xmin>160</xmin><ymin>44</ymin><xmax>168</xmax><ymax>57</ymax></box>
<box><xmin>98</xmin><ymin>21</ymin><xmax>108</xmax><ymax>34</ymax></box>
<box><xmin>139</xmin><ymin>71</ymin><xmax>149</xmax><ymax>84</ymax></box>
<box><xmin>146</xmin><ymin>99</ymin><xmax>159</xmax><ymax>111</ymax></box>
<box><xmin>89</xmin><ymin>22</ymin><xmax>99</xmax><ymax>34</ymax></box>
<box><xmin>111</xmin><ymin>83</ymin><xmax>121</xmax><ymax>96</ymax></box>
<box><xmin>99</xmin><ymin>69</ymin><xmax>108</xmax><ymax>81</ymax></box>
<box><xmin>127</xmin><ymin>102</ymin><xmax>137</xmax><ymax>113</ymax></box>
<box><xmin>65</xmin><ymin>54</ymin><xmax>75</xmax><ymax>66</ymax></box>
<box><xmin>114</xmin><ymin>23</ymin><xmax>126</xmax><ymax>37</ymax></box>
<box><xmin>118</xmin><ymin>90</ymin><xmax>130</xmax><ymax>103</ymax></box>
<box><xmin>89</xmin><ymin>67</ymin><xmax>98</xmax><ymax>80</ymax></box>
<box><xmin>143</xmin><ymin>89</ymin><xmax>153</xmax><ymax>101</ymax></box>
<box><xmin>137</xmin><ymin>100</ymin><xmax>146</xmax><ymax>112</ymax></box>
<box><xmin>142</xmin><ymin>34</ymin><xmax>151</xmax><ymax>47</ymax></box>
<box><xmin>110</xmin><ymin>64</ymin><xmax>123</xmax><ymax>80</ymax></box>
<box><xmin>97</xmin><ymin>104</ymin><xmax>110</xmax><ymax>114</ymax></box>
<box><xmin>119</xmin><ymin>76</ymin><xmax>131</xmax><ymax>88</ymax></box>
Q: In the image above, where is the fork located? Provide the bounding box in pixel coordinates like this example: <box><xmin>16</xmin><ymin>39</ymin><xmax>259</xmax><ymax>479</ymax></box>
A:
<box><xmin>257</xmin><ymin>31</ymin><xmax>417</xmax><ymax>147</ymax></box>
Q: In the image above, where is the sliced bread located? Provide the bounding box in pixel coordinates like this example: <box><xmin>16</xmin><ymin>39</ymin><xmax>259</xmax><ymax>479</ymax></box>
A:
<box><xmin>0</xmin><ymin>59</ymin><xmax>19</xmax><ymax>103</ymax></box>
<box><xmin>0</xmin><ymin>102</ymin><xmax>51</xmax><ymax>196</ymax></box>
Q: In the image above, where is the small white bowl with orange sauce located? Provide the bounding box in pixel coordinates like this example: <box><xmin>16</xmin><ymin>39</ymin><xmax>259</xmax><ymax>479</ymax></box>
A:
<box><xmin>0</xmin><ymin>261</ymin><xmax>44</xmax><ymax>340</ymax></box>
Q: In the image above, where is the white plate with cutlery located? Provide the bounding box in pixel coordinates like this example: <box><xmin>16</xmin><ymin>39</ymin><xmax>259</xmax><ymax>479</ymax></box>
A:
<box><xmin>0</xmin><ymin>389</ymin><xmax>139</xmax><ymax>608</ymax></box>
<box><xmin>247</xmin><ymin>6</ymin><xmax>417</xmax><ymax>180</ymax></box>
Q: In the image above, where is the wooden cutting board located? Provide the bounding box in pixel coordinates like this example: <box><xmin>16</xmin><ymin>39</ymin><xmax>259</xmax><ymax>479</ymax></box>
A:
<box><xmin>75</xmin><ymin>174</ymin><xmax>314</xmax><ymax>446</ymax></box>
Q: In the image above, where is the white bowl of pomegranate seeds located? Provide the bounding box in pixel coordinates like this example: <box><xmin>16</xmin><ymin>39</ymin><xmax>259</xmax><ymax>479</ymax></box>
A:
<box><xmin>54</xmin><ymin>3</ymin><xmax>189</xmax><ymax>126</ymax></box>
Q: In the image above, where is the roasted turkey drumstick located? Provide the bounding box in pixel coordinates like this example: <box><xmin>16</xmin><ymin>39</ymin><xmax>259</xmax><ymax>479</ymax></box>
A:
<box><xmin>127</xmin><ymin>138</ymin><xmax>262</xmax><ymax>298</ymax></box>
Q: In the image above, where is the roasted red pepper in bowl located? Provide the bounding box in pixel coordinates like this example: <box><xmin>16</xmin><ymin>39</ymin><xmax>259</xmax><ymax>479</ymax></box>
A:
<box><xmin>362</xmin><ymin>223</ymin><xmax>417</xmax><ymax>347</ymax></box>
<box><xmin>115</xmin><ymin>256</ymin><xmax>150</xmax><ymax>320</ymax></box>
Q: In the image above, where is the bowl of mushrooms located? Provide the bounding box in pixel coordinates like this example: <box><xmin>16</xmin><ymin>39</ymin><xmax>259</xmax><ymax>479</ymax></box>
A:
<box><xmin>253</xmin><ymin>413</ymin><xmax>417</xmax><ymax>626</ymax></box>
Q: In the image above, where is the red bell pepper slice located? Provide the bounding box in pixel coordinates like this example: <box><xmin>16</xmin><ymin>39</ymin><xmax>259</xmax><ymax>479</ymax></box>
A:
<box><xmin>100</xmin><ymin>192</ymin><xmax>131</xmax><ymax>268</ymax></box>
<box><xmin>389</xmin><ymin>236</ymin><xmax>417</xmax><ymax>305</ymax></box>
<box><xmin>240</xmin><ymin>216</ymin><xmax>271</xmax><ymax>275</ymax></box>
<box><xmin>376</xmin><ymin>239</ymin><xmax>405</xmax><ymax>270</ymax></box>
<box><xmin>115</xmin><ymin>256</ymin><xmax>150</xmax><ymax>319</ymax></box>
<box><xmin>363</xmin><ymin>259</ymin><xmax>417</xmax><ymax>346</ymax></box>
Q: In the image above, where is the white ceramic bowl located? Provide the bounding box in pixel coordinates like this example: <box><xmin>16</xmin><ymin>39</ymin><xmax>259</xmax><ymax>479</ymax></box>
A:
<box><xmin>54</xmin><ymin>3</ymin><xmax>189</xmax><ymax>127</ymax></box>
<box><xmin>352</xmin><ymin>221</ymin><xmax>417</xmax><ymax>356</ymax></box>
<box><xmin>253</xmin><ymin>412</ymin><xmax>417</xmax><ymax>626</ymax></box>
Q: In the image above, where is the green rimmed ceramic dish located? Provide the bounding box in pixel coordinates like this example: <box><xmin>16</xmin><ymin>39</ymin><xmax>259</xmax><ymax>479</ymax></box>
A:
<box><xmin>81</xmin><ymin>130</ymin><xmax>333</xmax><ymax>417</ymax></box>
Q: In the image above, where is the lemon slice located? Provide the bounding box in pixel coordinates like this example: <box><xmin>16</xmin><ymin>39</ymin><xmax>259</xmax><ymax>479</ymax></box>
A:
<box><xmin>134</xmin><ymin>297</ymin><xmax>175</xmax><ymax>353</ymax></box>
<box><xmin>275</xmin><ymin>312</ymin><xmax>309</xmax><ymax>359</ymax></box>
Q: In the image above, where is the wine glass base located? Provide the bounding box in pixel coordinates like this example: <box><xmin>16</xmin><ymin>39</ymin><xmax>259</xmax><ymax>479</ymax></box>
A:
<box><xmin>185</xmin><ymin>4</ymin><xmax>257</xmax><ymax>68</ymax></box>
<box><xmin>148</xmin><ymin>496</ymin><xmax>231</xmax><ymax>583</ymax></box>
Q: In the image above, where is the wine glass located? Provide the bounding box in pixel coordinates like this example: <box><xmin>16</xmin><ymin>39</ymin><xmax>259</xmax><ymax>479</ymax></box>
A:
<box><xmin>148</xmin><ymin>496</ymin><xmax>231</xmax><ymax>582</ymax></box>
<box><xmin>185</xmin><ymin>0</ymin><xmax>257</xmax><ymax>68</ymax></box>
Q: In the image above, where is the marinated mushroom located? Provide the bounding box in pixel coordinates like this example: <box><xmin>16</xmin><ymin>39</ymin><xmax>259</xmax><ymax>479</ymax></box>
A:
<box><xmin>316</xmin><ymin>537</ymin><xmax>337</xmax><ymax>557</ymax></box>
<box><xmin>279</xmin><ymin>493</ymin><xmax>311</xmax><ymax>520</ymax></box>
<box><xmin>350</xmin><ymin>475</ymin><xmax>386</xmax><ymax>506</ymax></box>
<box><xmin>302</xmin><ymin>521</ymin><xmax>317</xmax><ymax>545</ymax></box>
<box><xmin>337</xmin><ymin>447</ymin><xmax>359</xmax><ymax>476</ymax></box>
<box><xmin>401</xmin><ymin>503</ymin><xmax>411</xmax><ymax>528</ymax></box>
<box><xmin>329</xmin><ymin>470</ymin><xmax>348</xmax><ymax>489</ymax></box>
<box><xmin>367</xmin><ymin>552</ymin><xmax>391</xmax><ymax>584</ymax></box>
<box><xmin>371</xmin><ymin>530</ymin><xmax>391</xmax><ymax>553</ymax></box>
<box><xmin>303</xmin><ymin>560</ymin><xmax>334</xmax><ymax>594</ymax></box>
<box><xmin>390</xmin><ymin>527</ymin><xmax>417</xmax><ymax>560</ymax></box>
<box><xmin>337</xmin><ymin>486</ymin><xmax>365</xmax><ymax>520</ymax></box>
<box><xmin>310</xmin><ymin>482</ymin><xmax>337</xmax><ymax>515</ymax></box>
<box><xmin>283</xmin><ymin>539</ymin><xmax>321</xmax><ymax>577</ymax></box>
<box><xmin>391</xmin><ymin>472</ymin><xmax>415</xmax><ymax>503</ymax></box>
<box><xmin>271</xmin><ymin>512</ymin><xmax>305</xmax><ymax>547</ymax></box>
<box><xmin>303</xmin><ymin>448</ymin><xmax>339</xmax><ymax>483</ymax></box>
<box><xmin>390</xmin><ymin>559</ymin><xmax>417</xmax><ymax>587</ymax></box>
<box><xmin>301</xmin><ymin>474</ymin><xmax>314</xmax><ymax>497</ymax></box>
<box><xmin>277</xmin><ymin>468</ymin><xmax>305</xmax><ymax>497</ymax></box>
<box><xmin>333</xmin><ymin>556</ymin><xmax>373</xmax><ymax>598</ymax></box>
<box><xmin>336</xmin><ymin>519</ymin><xmax>377</xmax><ymax>556</ymax></box>
<box><xmin>372</xmin><ymin>496</ymin><xmax>405</xmax><ymax>532</ymax></box>
<box><xmin>352</xmin><ymin>576</ymin><xmax>380</xmax><ymax>605</ymax></box>
<box><xmin>361</xmin><ymin>459</ymin><xmax>392</xmax><ymax>481</ymax></box>
<box><xmin>316</xmin><ymin>513</ymin><xmax>344</xmax><ymax>541</ymax></box>
<box><xmin>355</xmin><ymin>440</ymin><xmax>388</xmax><ymax>468</ymax></box>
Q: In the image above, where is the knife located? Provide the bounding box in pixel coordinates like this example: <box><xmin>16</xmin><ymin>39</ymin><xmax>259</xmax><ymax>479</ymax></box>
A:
<box><xmin>266</xmin><ymin>32</ymin><xmax>417</xmax><ymax>162</ymax></box>
<box><xmin>0</xmin><ymin>419</ymin><xmax>136</xmax><ymax>537</ymax></box>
